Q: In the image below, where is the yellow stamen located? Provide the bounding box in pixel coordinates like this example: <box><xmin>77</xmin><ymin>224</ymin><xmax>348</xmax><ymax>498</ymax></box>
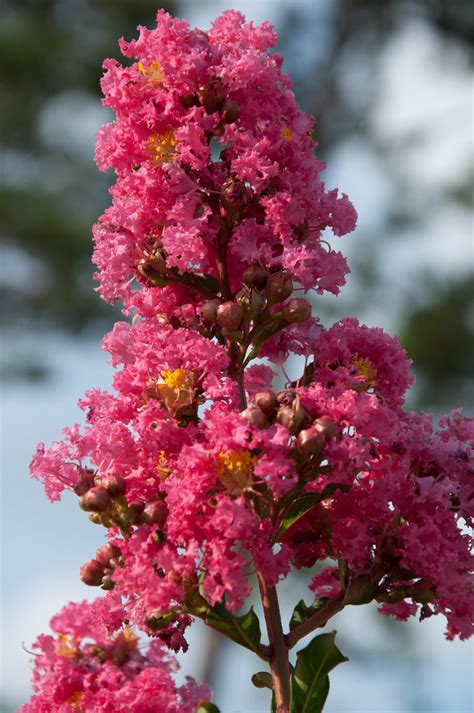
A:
<box><xmin>160</xmin><ymin>368</ymin><xmax>194</xmax><ymax>394</ymax></box>
<box><xmin>217</xmin><ymin>450</ymin><xmax>256</xmax><ymax>496</ymax></box>
<box><xmin>138</xmin><ymin>59</ymin><xmax>164</xmax><ymax>85</ymax></box>
<box><xmin>66</xmin><ymin>691</ymin><xmax>82</xmax><ymax>708</ymax></box>
<box><xmin>351</xmin><ymin>356</ymin><xmax>377</xmax><ymax>389</ymax></box>
<box><xmin>148</xmin><ymin>130</ymin><xmax>177</xmax><ymax>164</ymax></box>
<box><xmin>281</xmin><ymin>126</ymin><xmax>292</xmax><ymax>141</ymax></box>
<box><xmin>57</xmin><ymin>634</ymin><xmax>78</xmax><ymax>658</ymax></box>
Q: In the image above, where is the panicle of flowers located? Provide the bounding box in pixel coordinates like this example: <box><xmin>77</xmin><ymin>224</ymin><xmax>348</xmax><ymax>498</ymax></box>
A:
<box><xmin>24</xmin><ymin>7</ymin><xmax>473</xmax><ymax>712</ymax></box>
<box><xmin>20</xmin><ymin>598</ymin><xmax>211</xmax><ymax>712</ymax></box>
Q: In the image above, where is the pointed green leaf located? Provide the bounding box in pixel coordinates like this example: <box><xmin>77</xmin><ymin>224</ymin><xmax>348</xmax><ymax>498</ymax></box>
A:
<box><xmin>290</xmin><ymin>632</ymin><xmax>348</xmax><ymax>713</ymax></box>
<box><xmin>275</xmin><ymin>483</ymin><xmax>349</xmax><ymax>540</ymax></box>
<box><xmin>289</xmin><ymin>598</ymin><xmax>328</xmax><ymax>631</ymax></box>
<box><xmin>251</xmin><ymin>671</ymin><xmax>273</xmax><ymax>690</ymax></box>
<box><xmin>196</xmin><ymin>703</ymin><xmax>221</xmax><ymax>713</ymax></box>
<box><xmin>204</xmin><ymin>603</ymin><xmax>263</xmax><ymax>656</ymax></box>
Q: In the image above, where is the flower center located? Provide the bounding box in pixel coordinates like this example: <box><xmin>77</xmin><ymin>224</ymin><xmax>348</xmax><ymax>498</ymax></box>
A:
<box><xmin>160</xmin><ymin>368</ymin><xmax>194</xmax><ymax>394</ymax></box>
<box><xmin>281</xmin><ymin>126</ymin><xmax>292</xmax><ymax>141</ymax></box>
<box><xmin>57</xmin><ymin>634</ymin><xmax>78</xmax><ymax>658</ymax></box>
<box><xmin>138</xmin><ymin>59</ymin><xmax>164</xmax><ymax>85</ymax></box>
<box><xmin>148</xmin><ymin>130</ymin><xmax>177</xmax><ymax>164</ymax></box>
<box><xmin>217</xmin><ymin>450</ymin><xmax>256</xmax><ymax>496</ymax></box>
<box><xmin>351</xmin><ymin>356</ymin><xmax>377</xmax><ymax>389</ymax></box>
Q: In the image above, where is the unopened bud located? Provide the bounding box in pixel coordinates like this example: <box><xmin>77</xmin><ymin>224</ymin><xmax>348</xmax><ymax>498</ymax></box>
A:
<box><xmin>80</xmin><ymin>559</ymin><xmax>104</xmax><ymax>586</ymax></box>
<box><xmin>82</xmin><ymin>487</ymin><xmax>111</xmax><ymax>513</ymax></box>
<box><xmin>101</xmin><ymin>573</ymin><xmax>116</xmax><ymax>591</ymax></box>
<box><xmin>221</xmin><ymin>100</ymin><xmax>240</xmax><ymax>124</ymax></box>
<box><xmin>241</xmin><ymin>406</ymin><xmax>268</xmax><ymax>429</ymax></box>
<box><xmin>297</xmin><ymin>427</ymin><xmax>326</xmax><ymax>458</ymax></box>
<box><xmin>96</xmin><ymin>543</ymin><xmax>122</xmax><ymax>566</ymax></box>
<box><xmin>73</xmin><ymin>469</ymin><xmax>95</xmax><ymax>496</ymax></box>
<box><xmin>216</xmin><ymin>302</ymin><xmax>242</xmax><ymax>330</ymax></box>
<box><xmin>266</xmin><ymin>272</ymin><xmax>293</xmax><ymax>305</ymax></box>
<box><xmin>313</xmin><ymin>416</ymin><xmax>342</xmax><ymax>441</ymax></box>
<box><xmin>127</xmin><ymin>500</ymin><xmax>145</xmax><ymax>523</ymax></box>
<box><xmin>198</xmin><ymin>80</ymin><xmax>225</xmax><ymax>114</ymax></box>
<box><xmin>276</xmin><ymin>399</ymin><xmax>307</xmax><ymax>435</ymax></box>
<box><xmin>282</xmin><ymin>297</ymin><xmax>311</xmax><ymax>323</ymax></box>
<box><xmin>202</xmin><ymin>300</ymin><xmax>221</xmax><ymax>323</ymax></box>
<box><xmin>237</xmin><ymin>288</ymin><xmax>265</xmax><ymax>320</ymax></box>
<box><xmin>180</xmin><ymin>93</ymin><xmax>199</xmax><ymax>108</ymax></box>
<box><xmin>142</xmin><ymin>500</ymin><xmax>168</xmax><ymax>526</ymax></box>
<box><xmin>254</xmin><ymin>391</ymin><xmax>278</xmax><ymax>417</ymax></box>
<box><xmin>102</xmin><ymin>474</ymin><xmax>127</xmax><ymax>498</ymax></box>
<box><xmin>243</xmin><ymin>265</ymin><xmax>268</xmax><ymax>289</ymax></box>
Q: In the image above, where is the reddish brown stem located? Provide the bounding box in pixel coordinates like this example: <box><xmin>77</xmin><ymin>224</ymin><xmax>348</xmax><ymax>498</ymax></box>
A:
<box><xmin>285</xmin><ymin>595</ymin><xmax>345</xmax><ymax>649</ymax></box>
<box><xmin>257</xmin><ymin>573</ymin><xmax>291</xmax><ymax>711</ymax></box>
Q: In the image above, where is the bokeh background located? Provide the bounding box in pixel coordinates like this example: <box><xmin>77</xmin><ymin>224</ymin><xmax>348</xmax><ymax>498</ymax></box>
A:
<box><xmin>1</xmin><ymin>1</ymin><xmax>473</xmax><ymax>711</ymax></box>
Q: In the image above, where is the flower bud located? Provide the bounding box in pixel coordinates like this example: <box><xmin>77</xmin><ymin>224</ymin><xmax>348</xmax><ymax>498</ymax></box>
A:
<box><xmin>297</xmin><ymin>427</ymin><xmax>326</xmax><ymax>458</ymax></box>
<box><xmin>198</xmin><ymin>79</ymin><xmax>225</xmax><ymax>114</ymax></box>
<box><xmin>180</xmin><ymin>93</ymin><xmax>199</xmax><ymax>108</ymax></box>
<box><xmin>313</xmin><ymin>416</ymin><xmax>342</xmax><ymax>441</ymax></box>
<box><xmin>141</xmin><ymin>499</ymin><xmax>168</xmax><ymax>526</ymax></box>
<box><xmin>243</xmin><ymin>265</ymin><xmax>267</xmax><ymax>289</ymax></box>
<box><xmin>73</xmin><ymin>469</ymin><xmax>95</xmax><ymax>496</ymax></box>
<box><xmin>101</xmin><ymin>474</ymin><xmax>127</xmax><ymax>498</ymax></box>
<box><xmin>236</xmin><ymin>288</ymin><xmax>264</xmax><ymax>320</ymax></box>
<box><xmin>96</xmin><ymin>543</ymin><xmax>122</xmax><ymax>566</ymax></box>
<box><xmin>276</xmin><ymin>398</ymin><xmax>307</xmax><ymax>435</ymax></box>
<box><xmin>216</xmin><ymin>302</ymin><xmax>242</xmax><ymax>330</ymax></box>
<box><xmin>101</xmin><ymin>573</ymin><xmax>116</xmax><ymax>591</ymax></box>
<box><xmin>127</xmin><ymin>500</ymin><xmax>145</xmax><ymax>523</ymax></box>
<box><xmin>221</xmin><ymin>99</ymin><xmax>240</xmax><ymax>124</ymax></box>
<box><xmin>80</xmin><ymin>559</ymin><xmax>104</xmax><ymax>586</ymax></box>
<box><xmin>266</xmin><ymin>271</ymin><xmax>293</xmax><ymax>305</ymax></box>
<box><xmin>202</xmin><ymin>299</ymin><xmax>221</xmax><ymax>323</ymax></box>
<box><xmin>82</xmin><ymin>487</ymin><xmax>111</xmax><ymax>512</ymax></box>
<box><xmin>241</xmin><ymin>406</ymin><xmax>268</xmax><ymax>429</ymax></box>
<box><xmin>282</xmin><ymin>297</ymin><xmax>311</xmax><ymax>323</ymax></box>
<box><xmin>254</xmin><ymin>390</ymin><xmax>278</xmax><ymax>417</ymax></box>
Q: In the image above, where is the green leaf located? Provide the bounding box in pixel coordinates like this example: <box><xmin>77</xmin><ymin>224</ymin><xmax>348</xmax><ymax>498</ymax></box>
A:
<box><xmin>290</xmin><ymin>632</ymin><xmax>348</xmax><ymax>713</ymax></box>
<box><xmin>204</xmin><ymin>603</ymin><xmax>263</xmax><ymax>657</ymax></box>
<box><xmin>251</xmin><ymin>671</ymin><xmax>273</xmax><ymax>690</ymax></box>
<box><xmin>289</xmin><ymin>598</ymin><xmax>328</xmax><ymax>631</ymax></box>
<box><xmin>275</xmin><ymin>483</ymin><xmax>348</xmax><ymax>540</ymax></box>
<box><xmin>196</xmin><ymin>703</ymin><xmax>221</xmax><ymax>713</ymax></box>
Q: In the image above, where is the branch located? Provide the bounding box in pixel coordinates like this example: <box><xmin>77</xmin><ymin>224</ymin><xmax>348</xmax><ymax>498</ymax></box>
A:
<box><xmin>285</xmin><ymin>595</ymin><xmax>345</xmax><ymax>649</ymax></box>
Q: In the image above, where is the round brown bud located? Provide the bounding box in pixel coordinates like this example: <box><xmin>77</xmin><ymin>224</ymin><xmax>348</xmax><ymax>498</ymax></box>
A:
<box><xmin>243</xmin><ymin>265</ymin><xmax>268</xmax><ymax>289</ymax></box>
<box><xmin>201</xmin><ymin>299</ymin><xmax>221</xmax><ymax>323</ymax></box>
<box><xmin>254</xmin><ymin>391</ymin><xmax>278</xmax><ymax>417</ymax></box>
<box><xmin>73</xmin><ymin>469</ymin><xmax>95</xmax><ymax>496</ymax></box>
<box><xmin>276</xmin><ymin>401</ymin><xmax>307</xmax><ymax>435</ymax></box>
<box><xmin>127</xmin><ymin>500</ymin><xmax>145</xmax><ymax>523</ymax></box>
<box><xmin>80</xmin><ymin>559</ymin><xmax>104</xmax><ymax>587</ymax></box>
<box><xmin>282</xmin><ymin>297</ymin><xmax>312</xmax><ymax>323</ymax></box>
<box><xmin>266</xmin><ymin>271</ymin><xmax>293</xmax><ymax>305</ymax></box>
<box><xmin>102</xmin><ymin>474</ymin><xmax>127</xmax><ymax>498</ymax></box>
<box><xmin>222</xmin><ymin>100</ymin><xmax>240</xmax><ymax>124</ymax></box>
<box><xmin>142</xmin><ymin>500</ymin><xmax>168</xmax><ymax>527</ymax></box>
<box><xmin>101</xmin><ymin>573</ymin><xmax>116</xmax><ymax>591</ymax></box>
<box><xmin>216</xmin><ymin>302</ymin><xmax>243</xmax><ymax>330</ymax></box>
<box><xmin>297</xmin><ymin>427</ymin><xmax>326</xmax><ymax>458</ymax></box>
<box><xmin>241</xmin><ymin>406</ymin><xmax>268</xmax><ymax>429</ymax></box>
<box><xmin>198</xmin><ymin>80</ymin><xmax>225</xmax><ymax>114</ymax></box>
<box><xmin>96</xmin><ymin>543</ymin><xmax>122</xmax><ymax>566</ymax></box>
<box><xmin>180</xmin><ymin>93</ymin><xmax>199</xmax><ymax>108</ymax></box>
<box><xmin>313</xmin><ymin>416</ymin><xmax>342</xmax><ymax>441</ymax></box>
<box><xmin>82</xmin><ymin>487</ymin><xmax>111</xmax><ymax>513</ymax></box>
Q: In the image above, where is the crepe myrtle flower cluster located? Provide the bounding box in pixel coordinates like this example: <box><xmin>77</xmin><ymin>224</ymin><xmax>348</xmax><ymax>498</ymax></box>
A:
<box><xmin>25</xmin><ymin>9</ymin><xmax>472</xmax><ymax>713</ymax></box>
